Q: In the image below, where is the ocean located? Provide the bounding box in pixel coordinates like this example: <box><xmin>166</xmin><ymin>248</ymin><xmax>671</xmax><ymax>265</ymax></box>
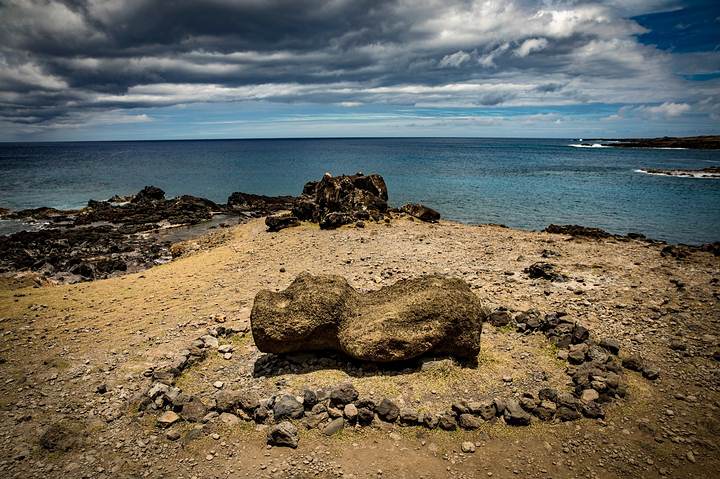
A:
<box><xmin>1</xmin><ymin>138</ymin><xmax>718</xmax><ymax>244</ymax></box>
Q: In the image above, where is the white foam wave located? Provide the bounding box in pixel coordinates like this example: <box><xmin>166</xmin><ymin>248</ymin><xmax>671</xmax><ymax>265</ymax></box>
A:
<box><xmin>635</xmin><ymin>169</ymin><xmax>720</xmax><ymax>179</ymax></box>
<box><xmin>568</xmin><ymin>143</ymin><xmax>608</xmax><ymax>148</ymax></box>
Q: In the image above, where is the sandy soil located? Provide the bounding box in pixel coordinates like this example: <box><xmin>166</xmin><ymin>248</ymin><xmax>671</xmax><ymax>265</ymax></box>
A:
<box><xmin>0</xmin><ymin>216</ymin><xmax>718</xmax><ymax>478</ymax></box>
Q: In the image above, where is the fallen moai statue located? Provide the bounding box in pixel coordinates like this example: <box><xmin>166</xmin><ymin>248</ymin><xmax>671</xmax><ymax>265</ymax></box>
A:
<box><xmin>250</xmin><ymin>272</ymin><xmax>487</xmax><ymax>362</ymax></box>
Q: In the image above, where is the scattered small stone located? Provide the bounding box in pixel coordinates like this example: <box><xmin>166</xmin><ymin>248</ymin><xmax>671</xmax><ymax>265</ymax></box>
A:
<box><xmin>461</xmin><ymin>441</ymin><xmax>476</xmax><ymax>453</ymax></box>
<box><xmin>267</xmin><ymin>421</ymin><xmax>299</xmax><ymax>448</ymax></box>
<box><xmin>323</xmin><ymin>417</ymin><xmax>345</xmax><ymax>436</ymax></box>
<box><xmin>157</xmin><ymin>411</ymin><xmax>180</xmax><ymax>428</ymax></box>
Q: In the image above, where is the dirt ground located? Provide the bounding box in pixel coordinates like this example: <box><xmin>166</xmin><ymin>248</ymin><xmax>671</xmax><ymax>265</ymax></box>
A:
<box><xmin>0</xmin><ymin>216</ymin><xmax>718</xmax><ymax>478</ymax></box>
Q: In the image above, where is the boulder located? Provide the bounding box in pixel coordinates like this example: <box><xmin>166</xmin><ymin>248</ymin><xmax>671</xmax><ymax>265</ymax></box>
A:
<box><xmin>401</xmin><ymin>203</ymin><xmax>440</xmax><ymax>222</ymax></box>
<box><xmin>215</xmin><ymin>389</ymin><xmax>259</xmax><ymax>413</ymax></box>
<box><xmin>303</xmin><ymin>389</ymin><xmax>318</xmax><ymax>409</ymax></box>
<box><xmin>293</xmin><ymin>173</ymin><xmax>389</xmax><ymax>228</ymax></box>
<box><xmin>330</xmin><ymin>383</ymin><xmax>359</xmax><ymax>405</ymax></box>
<box><xmin>265</xmin><ymin>214</ymin><xmax>300</xmax><ymax>232</ymax></box>
<box><xmin>399</xmin><ymin>408</ymin><xmax>419</xmax><ymax>425</ymax></box>
<box><xmin>132</xmin><ymin>186</ymin><xmax>166</xmax><ymax>203</ymax></box>
<box><xmin>468</xmin><ymin>399</ymin><xmax>496</xmax><ymax>420</ymax></box>
<box><xmin>534</xmin><ymin>400</ymin><xmax>557</xmax><ymax>421</ymax></box>
<box><xmin>544</xmin><ymin>224</ymin><xmax>613</xmax><ymax>239</ymax></box>
<box><xmin>422</xmin><ymin>413</ymin><xmax>439</xmax><ymax>429</ymax></box>
<box><xmin>267</xmin><ymin>421</ymin><xmax>299</xmax><ymax>448</ymax></box>
<box><xmin>322</xmin><ymin>417</ymin><xmax>345</xmax><ymax>436</ymax></box>
<box><xmin>357</xmin><ymin>407</ymin><xmax>375</xmax><ymax>426</ymax></box>
<box><xmin>458</xmin><ymin>414</ymin><xmax>482</xmax><ymax>430</ymax></box>
<box><xmin>227</xmin><ymin>192</ymin><xmax>296</xmax><ymax>214</ymax></box>
<box><xmin>273</xmin><ymin>395</ymin><xmax>304</xmax><ymax>420</ymax></box>
<box><xmin>622</xmin><ymin>354</ymin><xmax>644</xmax><ymax>372</ymax></box>
<box><xmin>488</xmin><ymin>309</ymin><xmax>512</xmax><ymax>327</ymax></box>
<box><xmin>251</xmin><ymin>272</ymin><xmax>487</xmax><ymax>362</ymax></box>
<box><xmin>438</xmin><ymin>413</ymin><xmax>458</xmax><ymax>431</ymax></box>
<box><xmin>524</xmin><ymin>262</ymin><xmax>567</xmax><ymax>282</ymax></box>
<box><xmin>376</xmin><ymin>398</ymin><xmax>400</xmax><ymax>422</ymax></box>
<box><xmin>462</xmin><ymin>441</ymin><xmax>476</xmax><ymax>453</ymax></box>
<box><xmin>157</xmin><ymin>411</ymin><xmax>180</xmax><ymax>428</ymax></box>
<box><xmin>503</xmin><ymin>400</ymin><xmax>531</xmax><ymax>426</ymax></box>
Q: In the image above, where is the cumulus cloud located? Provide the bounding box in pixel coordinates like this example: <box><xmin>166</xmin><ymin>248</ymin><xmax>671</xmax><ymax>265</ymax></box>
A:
<box><xmin>0</xmin><ymin>0</ymin><xmax>716</xmax><ymax>134</ymax></box>
<box><xmin>514</xmin><ymin>38</ymin><xmax>548</xmax><ymax>58</ymax></box>
<box><xmin>606</xmin><ymin>101</ymin><xmax>691</xmax><ymax>120</ymax></box>
<box><xmin>439</xmin><ymin>50</ymin><xmax>472</xmax><ymax>68</ymax></box>
<box><xmin>642</xmin><ymin>102</ymin><xmax>691</xmax><ymax>118</ymax></box>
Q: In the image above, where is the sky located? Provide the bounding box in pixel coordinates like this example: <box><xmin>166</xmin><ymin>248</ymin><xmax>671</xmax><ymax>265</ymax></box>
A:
<box><xmin>0</xmin><ymin>0</ymin><xmax>719</xmax><ymax>141</ymax></box>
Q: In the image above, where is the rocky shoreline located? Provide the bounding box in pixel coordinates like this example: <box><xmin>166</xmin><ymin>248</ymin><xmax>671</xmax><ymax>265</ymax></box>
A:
<box><xmin>637</xmin><ymin>167</ymin><xmax>720</xmax><ymax>178</ymax></box>
<box><xmin>2</xmin><ymin>177</ymin><xmax>718</xmax><ymax>286</ymax></box>
<box><xmin>0</xmin><ymin>185</ymin><xmax>296</xmax><ymax>284</ymax></box>
<box><xmin>0</xmin><ymin>173</ymin><xmax>445</xmax><ymax>284</ymax></box>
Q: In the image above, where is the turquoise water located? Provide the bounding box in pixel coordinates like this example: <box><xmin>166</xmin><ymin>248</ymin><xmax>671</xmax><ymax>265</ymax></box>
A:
<box><xmin>0</xmin><ymin>138</ymin><xmax>718</xmax><ymax>244</ymax></box>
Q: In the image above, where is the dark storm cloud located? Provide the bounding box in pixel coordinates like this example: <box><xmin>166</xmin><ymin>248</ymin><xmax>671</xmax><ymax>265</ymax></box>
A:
<box><xmin>0</xmin><ymin>0</ymin><xmax>716</xmax><ymax>130</ymax></box>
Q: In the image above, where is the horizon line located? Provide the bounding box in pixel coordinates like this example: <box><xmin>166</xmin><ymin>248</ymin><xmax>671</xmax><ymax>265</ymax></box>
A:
<box><xmin>2</xmin><ymin>134</ymin><xmax>718</xmax><ymax>144</ymax></box>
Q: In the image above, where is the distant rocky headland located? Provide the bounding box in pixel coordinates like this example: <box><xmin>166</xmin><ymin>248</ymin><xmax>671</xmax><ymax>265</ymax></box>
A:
<box><xmin>578</xmin><ymin>135</ymin><xmax>720</xmax><ymax>150</ymax></box>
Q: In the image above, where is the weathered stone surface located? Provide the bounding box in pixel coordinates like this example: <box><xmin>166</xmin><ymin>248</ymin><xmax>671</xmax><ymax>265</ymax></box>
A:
<box><xmin>438</xmin><ymin>413</ymin><xmax>458</xmax><ymax>431</ymax></box>
<box><xmin>422</xmin><ymin>413</ymin><xmax>439</xmax><ymax>429</ymax></box>
<box><xmin>503</xmin><ymin>400</ymin><xmax>531</xmax><ymax>426</ymax></box>
<box><xmin>401</xmin><ymin>203</ymin><xmax>440</xmax><ymax>222</ymax></box>
<box><xmin>265</xmin><ymin>214</ymin><xmax>300</xmax><ymax>232</ymax></box>
<box><xmin>215</xmin><ymin>389</ymin><xmax>260</xmax><ymax>412</ymax></box>
<box><xmin>343</xmin><ymin>404</ymin><xmax>358</xmax><ymax>421</ymax></box>
<box><xmin>599</xmin><ymin>338</ymin><xmax>621</xmax><ymax>355</ymax></box>
<box><xmin>399</xmin><ymin>408</ymin><xmax>419</xmax><ymax>425</ymax></box>
<box><xmin>267</xmin><ymin>421</ymin><xmax>299</xmax><ymax>448</ymax></box>
<box><xmin>293</xmin><ymin>173</ymin><xmax>389</xmax><ymax>228</ymax></box>
<box><xmin>180</xmin><ymin>397</ymin><xmax>208</xmax><ymax>422</ymax></box>
<box><xmin>534</xmin><ymin>400</ymin><xmax>557</xmax><ymax>421</ymax></box>
<box><xmin>376</xmin><ymin>398</ymin><xmax>400</xmax><ymax>422</ymax></box>
<box><xmin>330</xmin><ymin>383</ymin><xmax>359</xmax><ymax>405</ymax></box>
<box><xmin>357</xmin><ymin>407</ymin><xmax>374</xmax><ymax>426</ymax></box>
<box><xmin>488</xmin><ymin>309</ymin><xmax>512</xmax><ymax>327</ymax></box>
<box><xmin>273</xmin><ymin>395</ymin><xmax>304</xmax><ymax>420</ymax></box>
<box><xmin>524</xmin><ymin>262</ymin><xmax>567</xmax><ymax>282</ymax></box>
<box><xmin>157</xmin><ymin>411</ymin><xmax>180</xmax><ymax>428</ymax></box>
<box><xmin>622</xmin><ymin>354</ymin><xmax>644</xmax><ymax>372</ymax></box>
<box><xmin>322</xmin><ymin>417</ymin><xmax>345</xmax><ymax>436</ymax></box>
<box><xmin>39</xmin><ymin>424</ymin><xmax>78</xmax><ymax>452</ymax></box>
<box><xmin>251</xmin><ymin>272</ymin><xmax>487</xmax><ymax>362</ymax></box>
<box><xmin>458</xmin><ymin>414</ymin><xmax>482</xmax><ymax>430</ymax></box>
<box><xmin>468</xmin><ymin>399</ymin><xmax>496</xmax><ymax>420</ymax></box>
<box><xmin>219</xmin><ymin>412</ymin><xmax>240</xmax><ymax>426</ymax></box>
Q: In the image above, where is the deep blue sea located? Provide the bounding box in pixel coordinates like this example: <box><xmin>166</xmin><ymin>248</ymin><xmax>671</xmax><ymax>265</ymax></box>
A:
<box><xmin>1</xmin><ymin>138</ymin><xmax>719</xmax><ymax>244</ymax></box>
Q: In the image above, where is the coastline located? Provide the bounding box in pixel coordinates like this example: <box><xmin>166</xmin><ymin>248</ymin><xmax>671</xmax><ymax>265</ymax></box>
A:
<box><xmin>2</xmin><ymin>196</ymin><xmax>718</xmax><ymax>286</ymax></box>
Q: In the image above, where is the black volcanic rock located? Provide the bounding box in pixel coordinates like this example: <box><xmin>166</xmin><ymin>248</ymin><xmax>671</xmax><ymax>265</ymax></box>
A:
<box><xmin>401</xmin><ymin>203</ymin><xmax>441</xmax><ymax>222</ymax></box>
<box><xmin>226</xmin><ymin>192</ymin><xmax>296</xmax><ymax>214</ymax></box>
<box><xmin>545</xmin><ymin>224</ymin><xmax>612</xmax><ymax>239</ymax></box>
<box><xmin>292</xmin><ymin>173</ymin><xmax>389</xmax><ymax>229</ymax></box>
